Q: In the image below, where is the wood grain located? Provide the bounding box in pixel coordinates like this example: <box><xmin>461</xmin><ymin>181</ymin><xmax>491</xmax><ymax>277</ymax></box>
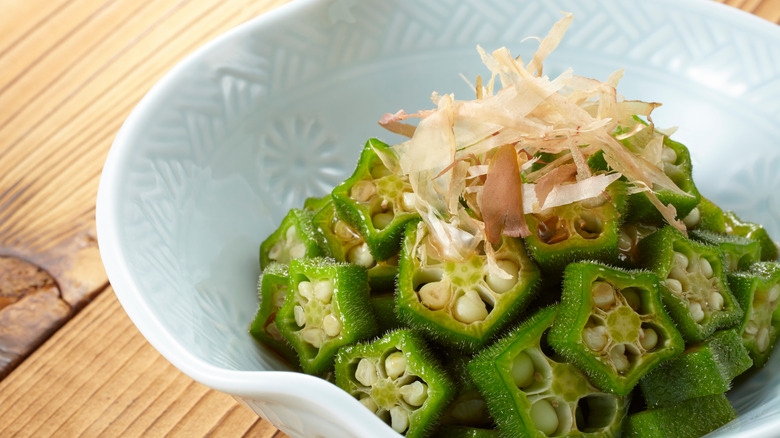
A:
<box><xmin>0</xmin><ymin>0</ymin><xmax>777</xmax><ymax>437</ymax></box>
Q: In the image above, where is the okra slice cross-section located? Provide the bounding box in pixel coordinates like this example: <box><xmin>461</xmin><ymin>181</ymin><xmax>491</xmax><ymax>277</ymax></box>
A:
<box><xmin>727</xmin><ymin>262</ymin><xmax>780</xmax><ymax>367</ymax></box>
<box><xmin>249</xmin><ymin>263</ymin><xmax>298</xmax><ymax>366</ymax></box>
<box><xmin>335</xmin><ymin>330</ymin><xmax>455</xmax><ymax>438</ymax></box>
<box><xmin>397</xmin><ymin>221</ymin><xmax>540</xmax><ymax>352</ymax></box>
<box><xmin>259</xmin><ymin>208</ymin><xmax>323</xmax><ymax>269</ymax></box>
<box><xmin>275</xmin><ymin>257</ymin><xmax>377</xmax><ymax>375</ymax></box>
<box><xmin>724</xmin><ymin>211</ymin><xmax>779</xmax><ymax>261</ymax></box>
<box><xmin>690</xmin><ymin>229</ymin><xmax>761</xmax><ymax>272</ymax></box>
<box><xmin>639</xmin><ymin>226</ymin><xmax>742</xmax><ymax>343</ymax></box>
<box><xmin>331</xmin><ymin>139</ymin><xmax>420</xmax><ymax>261</ymax></box>
<box><xmin>524</xmin><ymin>179</ymin><xmax>627</xmax><ymax>274</ymax></box>
<box><xmin>549</xmin><ymin>262</ymin><xmax>684</xmax><ymax>395</ymax></box>
<box><xmin>639</xmin><ymin>329</ymin><xmax>752</xmax><ymax>408</ymax></box>
<box><xmin>468</xmin><ymin>306</ymin><xmax>629</xmax><ymax>437</ymax></box>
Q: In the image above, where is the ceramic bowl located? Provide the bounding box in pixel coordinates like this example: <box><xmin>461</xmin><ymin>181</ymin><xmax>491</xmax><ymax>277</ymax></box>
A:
<box><xmin>97</xmin><ymin>0</ymin><xmax>780</xmax><ymax>436</ymax></box>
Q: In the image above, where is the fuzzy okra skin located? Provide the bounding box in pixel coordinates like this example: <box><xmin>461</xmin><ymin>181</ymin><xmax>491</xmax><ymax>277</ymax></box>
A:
<box><xmin>727</xmin><ymin>262</ymin><xmax>780</xmax><ymax>368</ymax></box>
<box><xmin>397</xmin><ymin>221</ymin><xmax>541</xmax><ymax>352</ymax></box>
<box><xmin>436</xmin><ymin>352</ymin><xmax>494</xmax><ymax>430</ymax></box>
<box><xmin>622</xmin><ymin>393</ymin><xmax>736</xmax><ymax>438</ymax></box>
<box><xmin>468</xmin><ymin>306</ymin><xmax>629</xmax><ymax>437</ymax></box>
<box><xmin>331</xmin><ymin>138</ymin><xmax>420</xmax><ymax>261</ymax></box>
<box><xmin>259</xmin><ymin>208</ymin><xmax>323</xmax><ymax>269</ymax></box>
<box><xmin>548</xmin><ymin>262</ymin><xmax>684</xmax><ymax>396</ymax></box>
<box><xmin>303</xmin><ymin>194</ymin><xmax>332</xmax><ymax>212</ymax></box>
<box><xmin>276</xmin><ymin>257</ymin><xmax>377</xmax><ymax>375</ymax></box>
<box><xmin>639</xmin><ymin>329</ymin><xmax>752</xmax><ymax>408</ymax></box>
<box><xmin>724</xmin><ymin>211</ymin><xmax>779</xmax><ymax>261</ymax></box>
<box><xmin>690</xmin><ymin>229</ymin><xmax>761</xmax><ymax>272</ymax></box>
<box><xmin>639</xmin><ymin>226</ymin><xmax>743</xmax><ymax>343</ymax></box>
<box><xmin>524</xmin><ymin>180</ymin><xmax>627</xmax><ymax>275</ymax></box>
<box><xmin>432</xmin><ymin>426</ymin><xmax>500</xmax><ymax>438</ymax></box>
<box><xmin>334</xmin><ymin>329</ymin><xmax>456</xmax><ymax>438</ymax></box>
<box><xmin>249</xmin><ymin>263</ymin><xmax>298</xmax><ymax>366</ymax></box>
<box><xmin>686</xmin><ymin>197</ymin><xmax>726</xmax><ymax>233</ymax></box>
<box><xmin>312</xmin><ymin>199</ymin><xmax>400</xmax><ymax>291</ymax></box>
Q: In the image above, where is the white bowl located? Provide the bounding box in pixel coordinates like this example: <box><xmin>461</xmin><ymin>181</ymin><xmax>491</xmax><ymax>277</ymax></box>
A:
<box><xmin>97</xmin><ymin>0</ymin><xmax>780</xmax><ymax>436</ymax></box>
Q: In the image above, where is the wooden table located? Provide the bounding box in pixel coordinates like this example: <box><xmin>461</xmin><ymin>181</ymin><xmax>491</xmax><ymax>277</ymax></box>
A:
<box><xmin>0</xmin><ymin>0</ymin><xmax>777</xmax><ymax>436</ymax></box>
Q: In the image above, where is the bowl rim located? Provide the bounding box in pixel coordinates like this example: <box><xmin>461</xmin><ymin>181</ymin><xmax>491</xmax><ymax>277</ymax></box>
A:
<box><xmin>96</xmin><ymin>0</ymin><xmax>780</xmax><ymax>436</ymax></box>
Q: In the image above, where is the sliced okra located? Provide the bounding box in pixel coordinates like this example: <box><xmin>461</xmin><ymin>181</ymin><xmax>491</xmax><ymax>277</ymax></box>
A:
<box><xmin>331</xmin><ymin>139</ymin><xmax>420</xmax><ymax>261</ymax></box>
<box><xmin>724</xmin><ymin>211</ymin><xmax>779</xmax><ymax>261</ymax></box>
<box><xmin>639</xmin><ymin>226</ymin><xmax>743</xmax><ymax>343</ymax></box>
<box><xmin>249</xmin><ymin>263</ymin><xmax>298</xmax><ymax>366</ymax></box>
<box><xmin>639</xmin><ymin>329</ymin><xmax>752</xmax><ymax>408</ymax></box>
<box><xmin>302</xmin><ymin>194</ymin><xmax>332</xmax><ymax>212</ymax></box>
<box><xmin>690</xmin><ymin>229</ymin><xmax>761</xmax><ymax>272</ymax></box>
<box><xmin>616</xmin><ymin>222</ymin><xmax>658</xmax><ymax>267</ymax></box>
<box><xmin>259</xmin><ymin>208</ymin><xmax>323</xmax><ymax>269</ymax></box>
<box><xmin>312</xmin><ymin>199</ymin><xmax>399</xmax><ymax>291</ymax></box>
<box><xmin>397</xmin><ymin>221</ymin><xmax>541</xmax><ymax>352</ymax></box>
<box><xmin>334</xmin><ymin>329</ymin><xmax>455</xmax><ymax>438</ymax></box>
<box><xmin>468</xmin><ymin>306</ymin><xmax>629</xmax><ymax>437</ymax></box>
<box><xmin>437</xmin><ymin>353</ymin><xmax>494</xmax><ymax>430</ymax></box>
<box><xmin>686</xmin><ymin>197</ymin><xmax>726</xmax><ymax>233</ymax></box>
<box><xmin>548</xmin><ymin>262</ymin><xmax>684</xmax><ymax>395</ymax></box>
<box><xmin>622</xmin><ymin>393</ymin><xmax>736</xmax><ymax>438</ymax></box>
<box><xmin>524</xmin><ymin>179</ymin><xmax>627</xmax><ymax>274</ymax></box>
<box><xmin>727</xmin><ymin>262</ymin><xmax>780</xmax><ymax>367</ymax></box>
<box><xmin>275</xmin><ymin>257</ymin><xmax>377</xmax><ymax>375</ymax></box>
<box><xmin>432</xmin><ymin>426</ymin><xmax>500</xmax><ymax>438</ymax></box>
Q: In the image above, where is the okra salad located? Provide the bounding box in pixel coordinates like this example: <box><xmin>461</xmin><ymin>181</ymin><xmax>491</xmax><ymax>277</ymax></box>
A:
<box><xmin>250</xmin><ymin>14</ymin><xmax>780</xmax><ymax>438</ymax></box>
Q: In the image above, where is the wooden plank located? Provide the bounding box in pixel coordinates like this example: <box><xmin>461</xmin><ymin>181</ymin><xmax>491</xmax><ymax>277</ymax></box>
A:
<box><xmin>0</xmin><ymin>289</ymin><xmax>290</xmax><ymax>437</ymax></box>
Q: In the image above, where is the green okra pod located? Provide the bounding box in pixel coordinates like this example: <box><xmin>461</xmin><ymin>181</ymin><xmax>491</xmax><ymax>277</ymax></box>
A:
<box><xmin>690</xmin><ymin>229</ymin><xmax>761</xmax><ymax>272</ymax></box>
<box><xmin>275</xmin><ymin>257</ymin><xmax>377</xmax><ymax>375</ymax></box>
<box><xmin>622</xmin><ymin>393</ymin><xmax>736</xmax><ymax>438</ymax></box>
<box><xmin>397</xmin><ymin>221</ymin><xmax>540</xmax><ymax>352</ymax></box>
<box><xmin>331</xmin><ymin>139</ymin><xmax>420</xmax><ymax>261</ymax></box>
<box><xmin>259</xmin><ymin>208</ymin><xmax>323</xmax><ymax>269</ymax></box>
<box><xmin>724</xmin><ymin>211</ymin><xmax>779</xmax><ymax>261</ymax></box>
<box><xmin>639</xmin><ymin>226</ymin><xmax>743</xmax><ymax>343</ymax></box>
<box><xmin>639</xmin><ymin>329</ymin><xmax>752</xmax><ymax>408</ymax></box>
<box><xmin>727</xmin><ymin>262</ymin><xmax>780</xmax><ymax>368</ymax></box>
<box><xmin>334</xmin><ymin>329</ymin><xmax>456</xmax><ymax>438</ymax></box>
<box><xmin>468</xmin><ymin>306</ymin><xmax>629</xmax><ymax>437</ymax></box>
<box><xmin>249</xmin><ymin>263</ymin><xmax>298</xmax><ymax>366</ymax></box>
<box><xmin>548</xmin><ymin>262</ymin><xmax>684</xmax><ymax>395</ymax></box>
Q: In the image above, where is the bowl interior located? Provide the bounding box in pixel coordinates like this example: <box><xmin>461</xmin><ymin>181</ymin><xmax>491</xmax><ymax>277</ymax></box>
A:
<box><xmin>99</xmin><ymin>0</ymin><xmax>780</xmax><ymax>435</ymax></box>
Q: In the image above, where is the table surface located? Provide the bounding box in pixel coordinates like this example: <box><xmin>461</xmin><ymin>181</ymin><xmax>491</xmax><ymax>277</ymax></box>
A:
<box><xmin>0</xmin><ymin>0</ymin><xmax>777</xmax><ymax>436</ymax></box>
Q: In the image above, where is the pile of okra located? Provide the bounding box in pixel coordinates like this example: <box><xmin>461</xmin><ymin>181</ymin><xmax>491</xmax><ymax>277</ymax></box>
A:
<box><xmin>250</xmin><ymin>135</ymin><xmax>779</xmax><ymax>438</ymax></box>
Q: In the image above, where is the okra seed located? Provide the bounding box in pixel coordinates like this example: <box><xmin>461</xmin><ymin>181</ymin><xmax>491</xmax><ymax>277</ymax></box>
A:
<box><xmin>301</xmin><ymin>328</ymin><xmax>322</xmax><ymax>348</ymax></box>
<box><xmin>268</xmin><ymin>243</ymin><xmax>283</xmax><ymax>260</ymax></box>
<box><xmin>384</xmin><ymin>351</ymin><xmax>407</xmax><ymax>380</ymax></box>
<box><xmin>453</xmin><ymin>290</ymin><xmax>489</xmax><ymax>324</ymax></box>
<box><xmin>390</xmin><ymin>406</ymin><xmax>410</xmax><ymax>433</ymax></box>
<box><xmin>298</xmin><ymin>281</ymin><xmax>314</xmax><ymax>300</ymax></box>
<box><xmin>314</xmin><ymin>280</ymin><xmax>334</xmax><ymax>303</ymax></box>
<box><xmin>682</xmin><ymin>207</ymin><xmax>701</xmax><ymax>228</ymax></box>
<box><xmin>289</xmin><ymin>243</ymin><xmax>306</xmax><ymax>259</ymax></box>
<box><xmin>698</xmin><ymin>258</ymin><xmax>713</xmax><ymax>278</ymax></box>
<box><xmin>745</xmin><ymin>320</ymin><xmax>759</xmax><ymax>335</ymax></box>
<box><xmin>293</xmin><ymin>305</ymin><xmax>306</xmax><ymax>327</ymax></box>
<box><xmin>267</xmin><ymin>322</ymin><xmax>283</xmax><ymax>341</ymax></box>
<box><xmin>356</xmin><ymin>358</ymin><xmax>378</xmax><ymax>386</ymax></box>
<box><xmin>351</xmin><ymin>180</ymin><xmax>376</xmax><ymax>202</ymax></box>
<box><xmin>661</xmin><ymin>146</ymin><xmax>677</xmax><ymax>164</ymax></box>
<box><xmin>400</xmin><ymin>381</ymin><xmax>428</xmax><ymax>406</ymax></box>
<box><xmin>709</xmin><ymin>291</ymin><xmax>724</xmax><ymax>311</ymax></box>
<box><xmin>372</xmin><ymin>212</ymin><xmax>394</xmax><ymax>230</ymax></box>
<box><xmin>530</xmin><ymin>399</ymin><xmax>559</xmax><ymax>436</ymax></box>
<box><xmin>769</xmin><ymin>285</ymin><xmax>780</xmax><ymax>302</ymax></box>
<box><xmin>511</xmin><ymin>351</ymin><xmax>535</xmax><ymax>388</ymax></box>
<box><xmin>581</xmin><ymin>195</ymin><xmax>607</xmax><ymax>209</ymax></box>
<box><xmin>591</xmin><ymin>281</ymin><xmax>616</xmax><ymax>310</ymax></box>
<box><xmin>757</xmin><ymin>327</ymin><xmax>770</xmax><ymax>352</ymax></box>
<box><xmin>348</xmin><ymin>243</ymin><xmax>375</xmax><ymax>268</ymax></box>
<box><xmin>322</xmin><ymin>314</ymin><xmax>342</xmax><ymax>337</ymax></box>
<box><xmin>610</xmin><ymin>344</ymin><xmax>630</xmax><ymax>372</ymax></box>
<box><xmin>334</xmin><ymin>220</ymin><xmax>356</xmax><ymax>240</ymax></box>
<box><xmin>401</xmin><ymin>191</ymin><xmax>416</xmax><ymax>211</ymax></box>
<box><xmin>668</xmin><ymin>266</ymin><xmax>687</xmax><ymax>281</ymax></box>
<box><xmin>673</xmin><ymin>251</ymin><xmax>689</xmax><ymax>270</ymax></box>
<box><xmin>285</xmin><ymin>225</ymin><xmax>298</xmax><ymax>241</ymax></box>
<box><xmin>583</xmin><ymin>326</ymin><xmax>608</xmax><ymax>352</ymax></box>
<box><xmin>665</xmin><ymin>278</ymin><xmax>683</xmax><ymax>295</ymax></box>
<box><xmin>359</xmin><ymin>395</ymin><xmax>378</xmax><ymax>413</ymax></box>
<box><xmin>418</xmin><ymin>281</ymin><xmax>451</xmax><ymax>310</ymax></box>
<box><xmin>618</xmin><ymin>230</ymin><xmax>633</xmax><ymax>252</ymax></box>
<box><xmin>689</xmin><ymin>301</ymin><xmax>705</xmax><ymax>323</ymax></box>
<box><xmin>640</xmin><ymin>327</ymin><xmax>658</xmax><ymax>350</ymax></box>
<box><xmin>486</xmin><ymin>259</ymin><xmax>519</xmax><ymax>293</ymax></box>
<box><xmin>273</xmin><ymin>290</ymin><xmax>286</xmax><ymax>308</ymax></box>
